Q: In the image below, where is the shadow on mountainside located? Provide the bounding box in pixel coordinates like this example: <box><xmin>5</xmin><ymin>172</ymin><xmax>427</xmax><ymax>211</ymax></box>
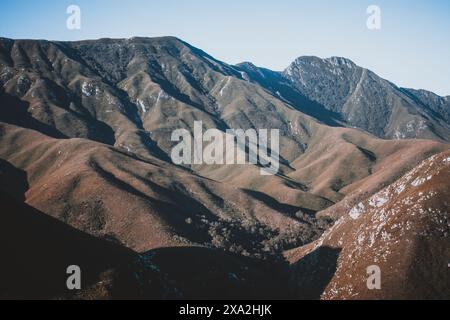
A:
<box><xmin>140</xmin><ymin>246</ymin><xmax>291</xmax><ymax>300</ymax></box>
<box><xmin>0</xmin><ymin>189</ymin><xmax>293</xmax><ymax>299</ymax></box>
<box><xmin>289</xmin><ymin>246</ymin><xmax>341</xmax><ymax>300</ymax></box>
<box><xmin>0</xmin><ymin>186</ymin><xmax>340</xmax><ymax>300</ymax></box>
<box><xmin>0</xmin><ymin>91</ymin><xmax>67</xmax><ymax>139</ymax></box>
<box><xmin>0</xmin><ymin>91</ymin><xmax>116</xmax><ymax>145</ymax></box>
<box><xmin>242</xmin><ymin>189</ymin><xmax>304</xmax><ymax>215</ymax></box>
<box><xmin>0</xmin><ymin>157</ymin><xmax>339</xmax><ymax>300</ymax></box>
<box><xmin>0</xmin><ymin>191</ymin><xmax>146</xmax><ymax>299</ymax></box>
<box><xmin>0</xmin><ymin>160</ymin><xmax>336</xmax><ymax>300</ymax></box>
<box><xmin>0</xmin><ymin>159</ymin><xmax>29</xmax><ymax>202</ymax></box>
<box><xmin>235</xmin><ymin>63</ymin><xmax>344</xmax><ymax>127</ymax></box>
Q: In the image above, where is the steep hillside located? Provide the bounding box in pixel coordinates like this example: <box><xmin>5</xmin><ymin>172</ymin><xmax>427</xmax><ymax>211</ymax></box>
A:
<box><xmin>1</xmin><ymin>37</ymin><xmax>448</xmax><ymax>214</ymax></box>
<box><xmin>0</xmin><ymin>122</ymin><xmax>330</xmax><ymax>258</ymax></box>
<box><xmin>284</xmin><ymin>56</ymin><xmax>450</xmax><ymax>142</ymax></box>
<box><xmin>238</xmin><ymin>56</ymin><xmax>450</xmax><ymax>142</ymax></box>
<box><xmin>286</xmin><ymin>150</ymin><xmax>450</xmax><ymax>299</ymax></box>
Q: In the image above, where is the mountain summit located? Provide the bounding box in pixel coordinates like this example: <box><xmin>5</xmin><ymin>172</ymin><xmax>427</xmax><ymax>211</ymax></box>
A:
<box><xmin>256</xmin><ymin>54</ymin><xmax>450</xmax><ymax>142</ymax></box>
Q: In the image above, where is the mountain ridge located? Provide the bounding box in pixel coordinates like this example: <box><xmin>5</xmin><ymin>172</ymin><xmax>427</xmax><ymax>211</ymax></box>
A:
<box><xmin>236</xmin><ymin>52</ymin><xmax>450</xmax><ymax>142</ymax></box>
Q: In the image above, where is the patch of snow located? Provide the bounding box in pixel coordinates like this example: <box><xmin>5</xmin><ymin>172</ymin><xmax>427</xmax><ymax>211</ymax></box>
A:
<box><xmin>349</xmin><ymin>202</ymin><xmax>365</xmax><ymax>220</ymax></box>
<box><xmin>288</xmin><ymin>121</ymin><xmax>301</xmax><ymax>135</ymax></box>
<box><xmin>395</xmin><ymin>183</ymin><xmax>406</xmax><ymax>195</ymax></box>
<box><xmin>368</xmin><ymin>232</ymin><xmax>376</xmax><ymax>248</ymax></box>
<box><xmin>285</xmin><ymin>67</ymin><xmax>293</xmax><ymax>77</ymax></box>
<box><xmin>381</xmin><ymin>231</ymin><xmax>392</xmax><ymax>242</ymax></box>
<box><xmin>239</xmin><ymin>71</ymin><xmax>249</xmax><ymax>81</ymax></box>
<box><xmin>137</xmin><ymin>99</ymin><xmax>148</xmax><ymax>113</ymax></box>
<box><xmin>276</xmin><ymin>91</ymin><xmax>283</xmax><ymax>99</ymax></box>
<box><xmin>220</xmin><ymin>77</ymin><xmax>231</xmax><ymax>97</ymax></box>
<box><xmin>0</xmin><ymin>69</ymin><xmax>12</xmax><ymax>83</ymax></box>
<box><xmin>156</xmin><ymin>90</ymin><xmax>169</xmax><ymax>104</ymax></box>
<box><xmin>418</xmin><ymin>120</ymin><xmax>427</xmax><ymax>132</ymax></box>
<box><xmin>411</xmin><ymin>177</ymin><xmax>426</xmax><ymax>187</ymax></box>
<box><xmin>393</xmin><ymin>129</ymin><xmax>406</xmax><ymax>140</ymax></box>
<box><xmin>369</xmin><ymin>192</ymin><xmax>389</xmax><ymax>208</ymax></box>
<box><xmin>406</xmin><ymin>121</ymin><xmax>415</xmax><ymax>133</ymax></box>
<box><xmin>357</xmin><ymin>233</ymin><xmax>365</xmax><ymax>245</ymax></box>
<box><xmin>82</xmin><ymin>82</ymin><xmax>95</xmax><ymax>97</ymax></box>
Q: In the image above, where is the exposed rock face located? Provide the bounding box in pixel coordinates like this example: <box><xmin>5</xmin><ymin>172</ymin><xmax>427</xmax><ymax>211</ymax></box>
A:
<box><xmin>238</xmin><ymin>56</ymin><xmax>450</xmax><ymax>142</ymax></box>
<box><xmin>286</xmin><ymin>151</ymin><xmax>450</xmax><ymax>300</ymax></box>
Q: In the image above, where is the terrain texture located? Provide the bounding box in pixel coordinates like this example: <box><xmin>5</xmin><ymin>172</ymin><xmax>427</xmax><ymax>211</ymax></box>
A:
<box><xmin>0</xmin><ymin>37</ymin><xmax>449</xmax><ymax>299</ymax></box>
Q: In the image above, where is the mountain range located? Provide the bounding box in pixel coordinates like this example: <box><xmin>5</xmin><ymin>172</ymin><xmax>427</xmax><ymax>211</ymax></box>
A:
<box><xmin>0</xmin><ymin>36</ymin><xmax>449</xmax><ymax>299</ymax></box>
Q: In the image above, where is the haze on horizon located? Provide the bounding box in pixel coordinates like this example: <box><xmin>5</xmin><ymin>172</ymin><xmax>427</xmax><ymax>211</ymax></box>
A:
<box><xmin>1</xmin><ymin>0</ymin><xmax>449</xmax><ymax>96</ymax></box>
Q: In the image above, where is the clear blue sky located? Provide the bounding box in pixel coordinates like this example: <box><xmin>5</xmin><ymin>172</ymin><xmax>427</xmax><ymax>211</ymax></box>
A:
<box><xmin>1</xmin><ymin>0</ymin><xmax>450</xmax><ymax>96</ymax></box>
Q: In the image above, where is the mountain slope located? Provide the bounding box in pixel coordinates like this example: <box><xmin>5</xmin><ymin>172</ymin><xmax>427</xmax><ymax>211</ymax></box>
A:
<box><xmin>238</xmin><ymin>56</ymin><xmax>450</xmax><ymax>142</ymax></box>
<box><xmin>284</xmin><ymin>56</ymin><xmax>450</xmax><ymax>142</ymax></box>
<box><xmin>1</xmin><ymin>121</ymin><xmax>332</xmax><ymax>259</ymax></box>
<box><xmin>0</xmin><ymin>190</ymin><xmax>289</xmax><ymax>300</ymax></box>
<box><xmin>403</xmin><ymin>88</ymin><xmax>450</xmax><ymax>124</ymax></box>
<box><xmin>1</xmin><ymin>36</ymin><xmax>450</xmax><ymax>300</ymax></box>
<box><xmin>1</xmin><ymin>37</ymin><xmax>448</xmax><ymax>214</ymax></box>
<box><xmin>286</xmin><ymin>150</ymin><xmax>450</xmax><ymax>299</ymax></box>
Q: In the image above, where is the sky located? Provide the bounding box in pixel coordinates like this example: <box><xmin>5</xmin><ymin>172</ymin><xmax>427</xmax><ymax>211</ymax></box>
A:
<box><xmin>1</xmin><ymin>0</ymin><xmax>449</xmax><ymax>96</ymax></box>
